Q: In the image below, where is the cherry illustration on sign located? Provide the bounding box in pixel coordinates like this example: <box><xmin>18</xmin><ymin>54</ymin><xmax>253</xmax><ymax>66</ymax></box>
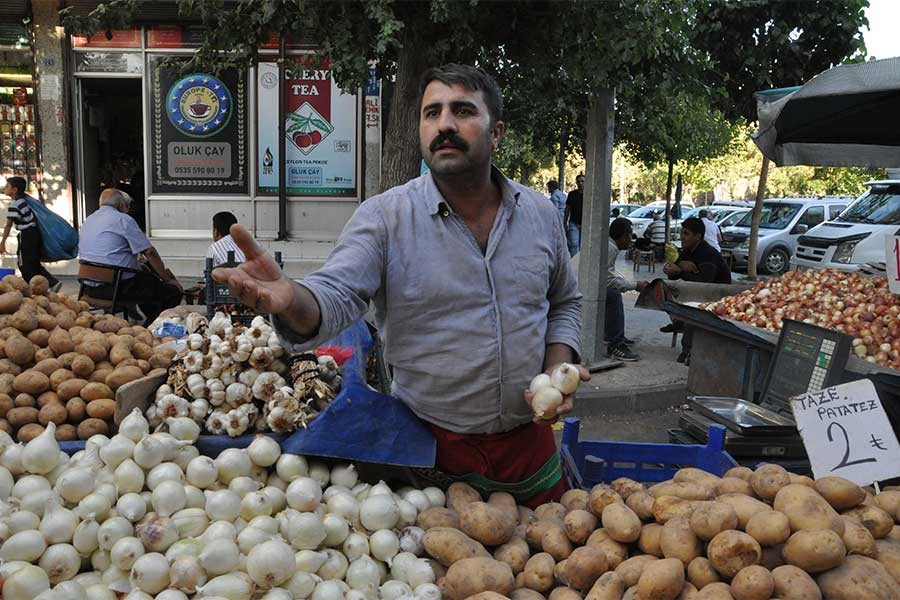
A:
<box><xmin>286</xmin><ymin>102</ymin><xmax>334</xmax><ymax>155</ymax></box>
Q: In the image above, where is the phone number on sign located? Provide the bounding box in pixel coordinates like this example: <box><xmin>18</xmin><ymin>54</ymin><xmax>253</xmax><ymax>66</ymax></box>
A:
<box><xmin>172</xmin><ymin>166</ymin><xmax>228</xmax><ymax>175</ymax></box>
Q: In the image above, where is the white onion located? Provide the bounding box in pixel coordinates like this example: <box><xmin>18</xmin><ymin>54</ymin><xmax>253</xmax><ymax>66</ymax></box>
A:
<box><xmin>229</xmin><ymin>476</ymin><xmax>262</xmax><ymax>498</ymax></box>
<box><xmin>98</xmin><ymin>435</ymin><xmax>135</xmax><ymax>469</ymax></box>
<box><xmin>247</xmin><ymin>539</ymin><xmax>295</xmax><ymax>588</ymax></box>
<box><xmin>318</xmin><ymin>548</ymin><xmax>349</xmax><ymax>580</ymax></box>
<box><xmin>171</xmin><ymin>507</ymin><xmax>209</xmax><ymax>538</ymax></box>
<box><xmin>53</xmin><ymin>580</ymin><xmax>88</xmax><ymax>600</ymax></box>
<box><xmin>214</xmin><ymin>448</ymin><xmax>252</xmax><ymax>484</ymax></box>
<box><xmin>343</xmin><ymin>532</ymin><xmax>370</xmax><ymax>561</ymax></box>
<box><xmin>75</xmin><ymin>492</ymin><xmax>111</xmax><ymax>522</ymax></box>
<box><xmin>261</xmin><ymin>486</ymin><xmax>286</xmax><ymax>513</ymax></box>
<box><xmin>405</xmin><ymin>557</ymin><xmax>435</xmax><ymax>588</ymax></box>
<box><xmin>286</xmin><ymin>477</ymin><xmax>322</xmax><ymax>511</ymax></box>
<box><xmin>379</xmin><ymin>580</ymin><xmax>412</xmax><ymax>600</ymax></box>
<box><xmin>84</xmin><ymin>583</ymin><xmax>116</xmax><ymax>600</ymax></box>
<box><xmin>133</xmin><ymin>437</ymin><xmax>165</xmax><ymax>470</ymax></box>
<box><xmin>71</xmin><ymin>572</ymin><xmax>102</xmax><ymax>588</ymax></box>
<box><xmin>156</xmin><ymin>590</ymin><xmax>189</xmax><ymax>600</ymax></box>
<box><xmin>135</xmin><ymin>514</ymin><xmax>178</xmax><ymax>552</ymax></box>
<box><xmin>360</xmin><ymin>494</ymin><xmax>400</xmax><ymax>531</ymax></box>
<box><xmin>170</xmin><ymin>555</ymin><xmax>206</xmax><ymax>593</ymax></box>
<box><xmin>94</xmin><ymin>482</ymin><xmax>118</xmax><ymax>506</ymax></box>
<box><xmin>120</xmin><ymin>409</ymin><xmax>150</xmax><ymax>442</ymax></box>
<box><xmin>37</xmin><ymin>542</ymin><xmax>80</xmax><ymax>584</ymax></box>
<box><xmin>173</xmin><ymin>444</ymin><xmax>200</xmax><ymax>472</ymax></box>
<box><xmin>114</xmin><ymin>459</ymin><xmax>145</xmax><ymax>494</ymax></box>
<box><xmin>196</xmin><ymin>572</ymin><xmax>254</xmax><ymax>600</ymax></box>
<box><xmin>311</xmin><ymin>580</ymin><xmax>348</xmax><ymax>600</ymax></box>
<box><xmin>248</xmin><ymin>436</ymin><xmax>281</xmax><ymax>467</ymax></box>
<box><xmin>322</xmin><ymin>514</ymin><xmax>350</xmax><ymax>546</ymax></box>
<box><xmin>1</xmin><ymin>444</ymin><xmax>24</xmax><ymax>477</ymax></box>
<box><xmin>184</xmin><ymin>484</ymin><xmax>206</xmax><ymax>508</ymax></box>
<box><xmin>285</xmin><ymin>571</ymin><xmax>319</xmax><ymax>598</ymax></box>
<box><xmin>72</xmin><ymin>517</ymin><xmax>100</xmax><ymax>555</ymax></box>
<box><xmin>199</xmin><ymin>538</ymin><xmax>240</xmax><ymax>576</ymax></box>
<box><xmin>3</xmin><ymin>564</ymin><xmax>50</xmax><ymax>599</ymax></box>
<box><xmin>110</xmin><ymin>536</ymin><xmax>145</xmax><ymax>571</ymax></box>
<box><xmin>260</xmin><ymin>588</ymin><xmax>293</xmax><ymax>600</ymax></box>
<box><xmin>0</xmin><ymin>529</ymin><xmax>46</xmax><ymax>561</ymax></box>
<box><xmin>248</xmin><ymin>515</ymin><xmax>280</xmax><ymax>533</ymax></box>
<box><xmin>116</xmin><ymin>493</ymin><xmax>147</xmax><ymax>523</ymax></box>
<box><xmin>152</xmin><ymin>480</ymin><xmax>187</xmax><ymax>516</ymax></box>
<box><xmin>275</xmin><ymin>454</ymin><xmax>308</xmax><ymax>482</ymax></box>
<box><xmin>326</xmin><ymin>491</ymin><xmax>360</xmax><ymax>522</ymax></box>
<box><xmin>55</xmin><ymin>466</ymin><xmax>95</xmax><ymax>503</ymax></box>
<box><xmin>146</xmin><ymin>462</ymin><xmax>185</xmax><ymax>491</ymax></box>
<box><xmin>13</xmin><ymin>473</ymin><xmax>51</xmax><ymax>502</ymax></box>
<box><xmin>370</xmin><ymin>529</ymin><xmax>400</xmax><ymax>563</ymax></box>
<box><xmin>91</xmin><ymin>548</ymin><xmax>111</xmax><ymax>571</ymax></box>
<box><xmin>0</xmin><ymin>559</ymin><xmax>30</xmax><ymax>579</ymax></box>
<box><xmin>167</xmin><ymin>417</ymin><xmax>201</xmax><ymax>442</ymax></box>
<box><xmin>8</xmin><ymin>509</ymin><xmax>40</xmax><ymax>533</ymax></box>
<box><xmin>199</xmin><ymin>520</ymin><xmax>237</xmax><ymax>543</ymax></box>
<box><xmin>186</xmin><ymin>456</ymin><xmax>217</xmax><ymax>488</ymax></box>
<box><xmin>330</xmin><ymin>464</ymin><xmax>358</xmax><ymax>489</ymax></box>
<box><xmin>0</xmin><ymin>465</ymin><xmax>13</xmax><ymax>499</ymax></box>
<box><xmin>285</xmin><ymin>512</ymin><xmax>326</xmax><ymax>550</ymax></box>
<box><xmin>390</xmin><ymin>552</ymin><xmax>417</xmax><ymax>582</ymax></box>
<box><xmin>414</xmin><ymin>582</ymin><xmax>442</xmax><ymax>600</ymax></box>
<box><xmin>308</xmin><ymin>461</ymin><xmax>330</xmax><ymax>487</ymax></box>
<box><xmin>237</xmin><ymin>524</ymin><xmax>277</xmax><ymax>554</ymax></box>
<box><xmin>295</xmin><ymin>549</ymin><xmax>328</xmax><ymax>572</ymax></box>
<box><xmin>97</xmin><ymin>517</ymin><xmax>133</xmax><ymax>551</ymax></box>
<box><xmin>21</xmin><ymin>423</ymin><xmax>59</xmax><ymax>475</ymax></box>
<box><xmin>396</xmin><ymin>498</ymin><xmax>417</xmax><ymax>528</ymax></box>
<box><xmin>369</xmin><ymin>480</ymin><xmax>392</xmax><ymax>497</ymax></box>
<box><xmin>165</xmin><ymin>537</ymin><xmax>204</xmax><ymax>561</ymax></box>
<box><xmin>205</xmin><ymin>489</ymin><xmax>241</xmax><ymax>521</ymax></box>
<box><xmin>398</xmin><ymin>526</ymin><xmax>425</xmax><ymax>556</ymax></box>
<box><xmin>403</xmin><ymin>489</ymin><xmax>429</xmax><ymax>513</ymax></box>
<box><xmin>266</xmin><ymin>473</ymin><xmax>287</xmax><ymax>491</ymax></box>
<box><xmin>39</xmin><ymin>498</ymin><xmax>78</xmax><ymax>544</ymax></box>
<box><xmin>346</xmin><ymin>555</ymin><xmax>380</xmax><ymax>591</ymax></box>
<box><xmin>129</xmin><ymin>552</ymin><xmax>170</xmax><ymax>594</ymax></box>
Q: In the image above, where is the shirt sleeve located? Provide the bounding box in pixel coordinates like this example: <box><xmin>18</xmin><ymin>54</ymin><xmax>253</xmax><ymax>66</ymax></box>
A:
<box><xmin>274</xmin><ymin>199</ymin><xmax>386</xmax><ymax>351</ymax></box>
<box><xmin>122</xmin><ymin>216</ymin><xmax>152</xmax><ymax>255</ymax></box>
<box><xmin>545</xmin><ymin>215</ymin><xmax>583</xmax><ymax>361</ymax></box>
<box><xmin>6</xmin><ymin>199</ymin><xmax>20</xmax><ymax>222</ymax></box>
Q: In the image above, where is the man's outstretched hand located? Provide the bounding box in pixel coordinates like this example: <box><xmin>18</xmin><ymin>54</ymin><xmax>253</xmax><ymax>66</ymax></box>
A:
<box><xmin>211</xmin><ymin>224</ymin><xmax>297</xmax><ymax>315</ymax></box>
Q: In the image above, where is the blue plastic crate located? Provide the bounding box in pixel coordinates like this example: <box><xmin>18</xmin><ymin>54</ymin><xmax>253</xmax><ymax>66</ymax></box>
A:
<box><xmin>560</xmin><ymin>417</ymin><xmax>737</xmax><ymax>489</ymax></box>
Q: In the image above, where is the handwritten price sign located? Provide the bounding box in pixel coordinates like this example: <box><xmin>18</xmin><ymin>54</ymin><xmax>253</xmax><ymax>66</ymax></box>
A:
<box><xmin>791</xmin><ymin>379</ymin><xmax>900</xmax><ymax>486</ymax></box>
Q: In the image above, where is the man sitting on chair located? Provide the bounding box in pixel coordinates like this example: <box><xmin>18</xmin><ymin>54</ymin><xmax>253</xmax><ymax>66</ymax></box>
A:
<box><xmin>607</xmin><ymin>218</ymin><xmax>648</xmax><ymax>362</ymax></box>
<box><xmin>207</xmin><ymin>212</ymin><xmax>246</xmax><ymax>267</ymax></box>
<box><xmin>79</xmin><ymin>189</ymin><xmax>182</xmax><ymax>325</ymax></box>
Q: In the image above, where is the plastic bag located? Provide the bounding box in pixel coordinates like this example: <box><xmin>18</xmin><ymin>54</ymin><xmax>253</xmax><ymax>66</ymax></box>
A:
<box><xmin>664</xmin><ymin>243</ymin><xmax>680</xmax><ymax>264</ymax></box>
<box><xmin>26</xmin><ymin>197</ymin><xmax>78</xmax><ymax>261</ymax></box>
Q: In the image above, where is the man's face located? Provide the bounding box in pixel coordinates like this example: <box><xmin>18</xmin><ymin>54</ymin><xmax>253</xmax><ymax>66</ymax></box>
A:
<box><xmin>419</xmin><ymin>81</ymin><xmax>504</xmax><ymax>177</ymax></box>
<box><xmin>576</xmin><ymin>176</ymin><xmax>584</xmax><ymax>190</ymax></box>
<box><xmin>681</xmin><ymin>227</ymin><xmax>702</xmax><ymax>251</ymax></box>
<box><xmin>212</xmin><ymin>226</ymin><xmax>221</xmax><ymax>242</ymax></box>
<box><xmin>3</xmin><ymin>183</ymin><xmax>13</xmax><ymax>197</ymax></box>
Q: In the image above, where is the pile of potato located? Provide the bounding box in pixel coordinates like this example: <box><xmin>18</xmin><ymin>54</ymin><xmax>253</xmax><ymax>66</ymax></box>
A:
<box><xmin>0</xmin><ymin>274</ymin><xmax>174</xmax><ymax>442</ymax></box>
<box><xmin>418</xmin><ymin>464</ymin><xmax>900</xmax><ymax>600</ymax></box>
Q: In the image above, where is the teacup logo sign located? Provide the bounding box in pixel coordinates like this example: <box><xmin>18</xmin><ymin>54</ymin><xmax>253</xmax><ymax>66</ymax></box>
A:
<box><xmin>167</xmin><ymin>74</ymin><xmax>231</xmax><ymax>138</ymax></box>
<box><xmin>286</xmin><ymin>102</ymin><xmax>334</xmax><ymax>155</ymax></box>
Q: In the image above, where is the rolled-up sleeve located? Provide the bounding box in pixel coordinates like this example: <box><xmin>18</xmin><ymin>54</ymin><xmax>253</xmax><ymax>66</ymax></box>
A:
<box><xmin>545</xmin><ymin>218</ymin><xmax>583</xmax><ymax>360</ymax></box>
<box><xmin>275</xmin><ymin>200</ymin><xmax>386</xmax><ymax>351</ymax></box>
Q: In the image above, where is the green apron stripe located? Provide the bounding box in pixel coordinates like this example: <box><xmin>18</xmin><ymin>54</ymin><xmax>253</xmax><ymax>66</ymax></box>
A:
<box><xmin>449</xmin><ymin>452</ymin><xmax>563</xmax><ymax>503</ymax></box>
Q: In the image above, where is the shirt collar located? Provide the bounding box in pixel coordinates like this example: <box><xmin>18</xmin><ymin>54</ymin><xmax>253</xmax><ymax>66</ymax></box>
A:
<box><xmin>425</xmin><ymin>165</ymin><xmax>520</xmax><ymax>216</ymax></box>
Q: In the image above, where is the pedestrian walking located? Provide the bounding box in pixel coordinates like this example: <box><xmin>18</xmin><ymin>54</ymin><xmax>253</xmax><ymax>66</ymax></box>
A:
<box><xmin>0</xmin><ymin>177</ymin><xmax>60</xmax><ymax>290</ymax></box>
<box><xmin>564</xmin><ymin>174</ymin><xmax>584</xmax><ymax>256</ymax></box>
<box><xmin>699</xmin><ymin>209</ymin><xmax>723</xmax><ymax>253</ymax></box>
<box><xmin>547</xmin><ymin>180</ymin><xmax>567</xmax><ymax>224</ymax></box>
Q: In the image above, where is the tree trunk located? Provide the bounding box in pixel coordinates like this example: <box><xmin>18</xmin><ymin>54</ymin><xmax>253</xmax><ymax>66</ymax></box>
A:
<box><xmin>664</xmin><ymin>158</ymin><xmax>674</xmax><ymax>244</ymax></box>
<box><xmin>557</xmin><ymin>123</ymin><xmax>568</xmax><ymax>190</ymax></box>
<box><xmin>380</xmin><ymin>28</ymin><xmax>429</xmax><ymax>192</ymax></box>
<box><xmin>747</xmin><ymin>156</ymin><xmax>770</xmax><ymax>280</ymax></box>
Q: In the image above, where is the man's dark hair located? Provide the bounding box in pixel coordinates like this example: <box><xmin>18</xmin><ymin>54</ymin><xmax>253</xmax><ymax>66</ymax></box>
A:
<box><xmin>418</xmin><ymin>64</ymin><xmax>503</xmax><ymax>124</ymax></box>
<box><xmin>7</xmin><ymin>177</ymin><xmax>25</xmax><ymax>198</ymax></box>
<box><xmin>698</xmin><ymin>209</ymin><xmax>709</xmax><ymax>219</ymax></box>
<box><xmin>212</xmin><ymin>211</ymin><xmax>238</xmax><ymax>237</ymax></box>
<box><xmin>681</xmin><ymin>216</ymin><xmax>706</xmax><ymax>236</ymax></box>
<box><xmin>610</xmin><ymin>217</ymin><xmax>633</xmax><ymax>241</ymax></box>
<box><xmin>548</xmin><ymin>180</ymin><xmax>559</xmax><ymax>192</ymax></box>
<box><xmin>611</xmin><ymin>208</ymin><xmax>621</xmax><ymax>217</ymax></box>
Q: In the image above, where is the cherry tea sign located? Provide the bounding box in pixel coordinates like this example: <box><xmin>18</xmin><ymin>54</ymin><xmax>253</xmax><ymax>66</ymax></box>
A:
<box><xmin>257</xmin><ymin>58</ymin><xmax>358</xmax><ymax>196</ymax></box>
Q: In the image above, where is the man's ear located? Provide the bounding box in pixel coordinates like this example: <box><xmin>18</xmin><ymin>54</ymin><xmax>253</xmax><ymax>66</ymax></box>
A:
<box><xmin>491</xmin><ymin>120</ymin><xmax>505</xmax><ymax>151</ymax></box>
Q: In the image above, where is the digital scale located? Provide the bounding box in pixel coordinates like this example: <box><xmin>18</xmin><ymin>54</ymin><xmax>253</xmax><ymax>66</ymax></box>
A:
<box><xmin>673</xmin><ymin>319</ymin><xmax>852</xmax><ymax>470</ymax></box>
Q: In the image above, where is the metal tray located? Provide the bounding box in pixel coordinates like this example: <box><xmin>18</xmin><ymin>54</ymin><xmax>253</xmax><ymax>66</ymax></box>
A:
<box><xmin>679</xmin><ymin>411</ymin><xmax>807</xmax><ymax>459</ymax></box>
<box><xmin>688</xmin><ymin>396</ymin><xmax>796</xmax><ymax>436</ymax></box>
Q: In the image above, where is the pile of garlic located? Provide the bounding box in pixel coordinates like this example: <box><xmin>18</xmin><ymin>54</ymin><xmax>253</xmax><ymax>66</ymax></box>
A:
<box><xmin>0</xmin><ymin>408</ymin><xmax>443</xmax><ymax>599</ymax></box>
<box><xmin>147</xmin><ymin>314</ymin><xmax>341</xmax><ymax>437</ymax></box>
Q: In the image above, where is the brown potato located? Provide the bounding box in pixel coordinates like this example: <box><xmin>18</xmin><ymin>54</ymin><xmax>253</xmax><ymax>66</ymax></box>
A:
<box><xmin>444</xmin><ymin>557</ymin><xmax>515</xmax><ymax>600</ymax></box>
<box><xmin>730</xmin><ymin>565</ymin><xmax>773</xmax><ymax>600</ymax></box>
<box><xmin>715</xmin><ymin>477</ymin><xmax>754</xmax><ymax>497</ymax></box>
<box><xmin>0</xmin><ymin>291</ymin><xmax>23</xmax><ymax>314</ymax></box>
<box><xmin>36</xmin><ymin>390</ymin><xmax>59</xmax><ymax>408</ymax></box>
<box><xmin>694</xmin><ymin>582</ymin><xmax>734</xmax><ymax>599</ymax></box>
<box><xmin>13</xmin><ymin>371</ymin><xmax>50</xmax><ymax>395</ymax></box>
<box><xmin>89</xmin><ymin>369</ymin><xmax>113</xmax><ymax>384</ymax></box>
<box><xmin>105</xmin><ymin>365</ymin><xmax>144</xmax><ymax>390</ymax></box>
<box><xmin>611</xmin><ymin>477</ymin><xmax>645</xmax><ymax>500</ymax></box>
<box><xmin>70</xmin><ymin>355</ymin><xmax>95</xmax><ymax>378</ymax></box>
<box><xmin>541</xmin><ymin>525</ymin><xmax>573</xmax><ymax>561</ymax></box>
<box><xmin>75</xmin><ymin>342</ymin><xmax>106</xmax><ymax>363</ymax></box>
<box><xmin>509</xmin><ymin>590</ymin><xmax>544</xmax><ymax>600</ymax></box>
<box><xmin>585</xmin><ymin>571</ymin><xmax>624</xmax><ymax>600</ymax></box>
<box><xmin>28</xmin><ymin>275</ymin><xmax>49</xmax><ymax>296</ymax></box>
<box><xmin>660</xmin><ymin>516</ymin><xmax>702</xmax><ymax>565</ymax></box>
<box><xmin>523</xmin><ymin>552</ymin><xmax>556</xmax><ymax>592</ymax></box>
<box><xmin>6</xmin><ymin>406</ymin><xmax>38</xmax><ymax>427</ymax></box>
<box><xmin>690</xmin><ymin>501</ymin><xmax>739</xmax><ymax>542</ymax></box>
<box><xmin>774</xmin><ymin>484</ymin><xmax>845</xmax><ymax>535</ymax></box>
<box><xmin>626</xmin><ymin>491</ymin><xmax>655</xmax><ymax>521</ymax></box>
<box><xmin>814</xmin><ymin>476</ymin><xmax>866</xmax><ymax>510</ymax></box>
<box><xmin>842</xmin><ymin>504</ymin><xmax>894</xmax><ymax>539</ymax></box>
<box><xmin>4</xmin><ymin>336</ymin><xmax>33</xmax><ymax>365</ymax></box>
<box><xmin>26</xmin><ymin>328</ymin><xmax>49</xmax><ymax>348</ymax></box>
<box><xmin>564</xmin><ymin>546</ymin><xmax>608</xmax><ymax>592</ymax></box>
<box><xmin>10</xmin><ymin>310</ymin><xmax>37</xmax><ymax>333</ymax></box>
<box><xmin>494</xmin><ymin>537</ymin><xmax>530</xmax><ymax>575</ymax></box>
<box><xmin>16</xmin><ymin>422</ymin><xmax>44</xmax><ymax>442</ymax></box>
<box><xmin>874</xmin><ymin>538</ymin><xmax>900</xmax><ymax>583</ymax></box>
<box><xmin>770</xmin><ymin>565</ymin><xmax>821</xmax><ymax>600</ymax></box>
<box><xmin>32</xmin><ymin>358</ymin><xmax>62</xmax><ymax>376</ymax></box>
<box><xmin>745</xmin><ymin>511</ymin><xmax>791</xmax><ymax>547</ymax></box>
<box><xmin>56</xmin><ymin>378</ymin><xmax>89</xmax><ymax>402</ymax></box>
<box><xmin>687</xmin><ymin>557</ymin><xmax>719</xmax><ymax>589</ymax></box>
<box><xmin>649</xmin><ymin>481</ymin><xmax>715</xmax><ymax>501</ymax></box>
<box><xmin>601</xmin><ymin>503</ymin><xmax>641</xmax><ymax>543</ymax></box>
<box><xmin>447</xmin><ymin>482</ymin><xmax>482</xmax><ymax>513</ymax></box>
<box><xmin>653</xmin><ymin>496</ymin><xmax>697</xmax><ymax>524</ymax></box>
<box><xmin>782</xmin><ymin>528</ymin><xmax>845</xmax><ymax>573</ymax></box>
<box><xmin>48</xmin><ymin>368</ymin><xmax>74</xmax><ymax>391</ymax></box>
<box><xmin>85</xmin><ymin>398</ymin><xmax>115</xmax><ymax>421</ymax></box>
<box><xmin>66</xmin><ymin>397</ymin><xmax>86</xmax><ymax>423</ymax></box>
<box><xmin>589</xmin><ymin>486</ymin><xmax>623</xmax><ymax>517</ymax></box>
<box><xmin>80</xmin><ymin>382</ymin><xmax>114</xmax><ymax>402</ymax></box>
<box><xmin>716</xmin><ymin>494</ymin><xmax>773</xmax><ymax>530</ymax></box>
<box><xmin>749</xmin><ymin>464</ymin><xmax>790</xmax><ymax>501</ymax></box>
<box><xmin>0</xmin><ymin>393</ymin><xmax>12</xmax><ymax>417</ymax></box>
<box><xmin>33</xmin><ymin>348</ymin><xmax>54</xmax><ymax>363</ymax></box>
<box><xmin>788</xmin><ymin>473</ymin><xmax>815</xmax><ymax>487</ymax></box>
<box><xmin>560</xmin><ymin>489</ymin><xmax>590</xmax><ymax>512</ymax></box>
<box><xmin>638</xmin><ymin>523</ymin><xmax>664</xmax><ymax>557</ymax></box>
<box><xmin>526</xmin><ymin>519</ymin><xmax>564</xmax><ymax>549</ymax></box>
<box><xmin>14</xmin><ymin>392</ymin><xmax>34</xmax><ymax>407</ymax></box>
<box><xmin>841</xmin><ymin>515</ymin><xmax>877</xmax><ymax>557</ymax></box>
<box><xmin>0</xmin><ymin>419</ymin><xmax>12</xmax><ymax>434</ymax></box>
<box><xmin>36</xmin><ymin>314</ymin><xmax>56</xmax><ymax>331</ymax></box>
<box><xmin>588</xmin><ymin>536</ymin><xmax>627</xmax><ymax>570</ymax></box>
<box><xmin>707</xmin><ymin>530</ymin><xmax>762</xmax><ymax>578</ymax></box>
<box><xmin>58</xmin><ymin>351</ymin><xmax>78</xmax><ymax>369</ymax></box>
<box><xmin>54</xmin><ymin>423</ymin><xmax>77</xmax><ymax>441</ymax></box>
<box><xmin>636</xmin><ymin>558</ymin><xmax>685</xmax><ymax>600</ymax></box>
<box><xmin>0</xmin><ymin>359</ymin><xmax>22</xmax><ymax>375</ymax></box>
<box><xmin>535</xmin><ymin>503</ymin><xmax>567</xmax><ymax>522</ymax></box>
<box><xmin>76</xmin><ymin>417</ymin><xmax>108</xmax><ymax>439</ymax></box>
<box><xmin>417</xmin><ymin>506</ymin><xmax>460</xmax><ymax>530</ymax></box>
<box><xmin>724</xmin><ymin>466</ymin><xmax>753</xmax><ymax>481</ymax></box>
<box><xmin>424</xmin><ymin>527</ymin><xmax>490</xmax><ymax>567</ymax></box>
<box><xmin>0</xmin><ymin>374</ymin><xmax>14</xmax><ymax>395</ymax></box>
<box><xmin>614</xmin><ymin>555</ymin><xmax>658</xmax><ymax>588</ymax></box>
<box><xmin>563</xmin><ymin>509</ymin><xmax>597</xmax><ymax>545</ymax></box>
<box><xmin>874</xmin><ymin>490</ymin><xmax>900</xmax><ymax>517</ymax></box>
<box><xmin>460</xmin><ymin>501</ymin><xmax>517</xmax><ymax>547</ymax></box>
<box><xmin>548</xmin><ymin>589</ymin><xmax>581</xmax><ymax>600</ymax></box>
<box><xmin>132</xmin><ymin>342</ymin><xmax>154</xmax><ymax>361</ymax></box>
<box><xmin>815</xmin><ymin>555</ymin><xmax>900</xmax><ymax>600</ymax></box>
<box><xmin>38</xmin><ymin>403</ymin><xmax>67</xmax><ymax>426</ymax></box>
<box><xmin>674</xmin><ymin>467</ymin><xmax>721</xmax><ymax>487</ymax></box>
<box><xmin>109</xmin><ymin>343</ymin><xmax>134</xmax><ymax>366</ymax></box>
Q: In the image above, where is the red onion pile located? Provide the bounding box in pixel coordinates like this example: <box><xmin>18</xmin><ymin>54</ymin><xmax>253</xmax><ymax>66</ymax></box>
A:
<box><xmin>704</xmin><ymin>269</ymin><xmax>900</xmax><ymax>370</ymax></box>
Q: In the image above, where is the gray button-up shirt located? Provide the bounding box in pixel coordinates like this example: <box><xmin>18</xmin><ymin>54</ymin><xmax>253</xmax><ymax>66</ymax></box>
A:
<box><xmin>277</xmin><ymin>168</ymin><xmax>582</xmax><ymax>434</ymax></box>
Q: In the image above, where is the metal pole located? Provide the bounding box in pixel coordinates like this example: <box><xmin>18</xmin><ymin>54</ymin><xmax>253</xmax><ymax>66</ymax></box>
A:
<box><xmin>579</xmin><ymin>89</ymin><xmax>617</xmax><ymax>368</ymax></box>
<box><xmin>277</xmin><ymin>35</ymin><xmax>287</xmax><ymax>240</ymax></box>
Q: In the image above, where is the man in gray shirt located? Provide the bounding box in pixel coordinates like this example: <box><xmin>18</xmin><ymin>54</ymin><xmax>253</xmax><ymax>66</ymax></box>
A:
<box><xmin>214</xmin><ymin>64</ymin><xmax>587</xmax><ymax>506</ymax></box>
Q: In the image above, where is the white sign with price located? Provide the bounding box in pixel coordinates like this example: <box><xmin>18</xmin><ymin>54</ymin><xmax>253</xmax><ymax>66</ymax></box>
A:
<box><xmin>885</xmin><ymin>235</ymin><xmax>900</xmax><ymax>294</ymax></box>
<box><xmin>791</xmin><ymin>379</ymin><xmax>900</xmax><ymax>486</ymax></box>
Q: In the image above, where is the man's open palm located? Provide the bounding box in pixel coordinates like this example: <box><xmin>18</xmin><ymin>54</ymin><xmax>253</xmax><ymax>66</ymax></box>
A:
<box><xmin>211</xmin><ymin>224</ymin><xmax>296</xmax><ymax>314</ymax></box>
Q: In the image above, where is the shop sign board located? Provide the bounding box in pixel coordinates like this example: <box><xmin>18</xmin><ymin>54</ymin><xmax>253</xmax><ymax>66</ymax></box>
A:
<box><xmin>72</xmin><ymin>29</ymin><xmax>141</xmax><ymax>48</ymax></box>
<box><xmin>257</xmin><ymin>59</ymin><xmax>358</xmax><ymax>196</ymax></box>
<box><xmin>149</xmin><ymin>57</ymin><xmax>248</xmax><ymax>194</ymax></box>
<box><xmin>74</xmin><ymin>52</ymin><xmax>143</xmax><ymax>75</ymax></box>
<box><xmin>147</xmin><ymin>26</ymin><xmax>208</xmax><ymax>48</ymax></box>
<box><xmin>885</xmin><ymin>235</ymin><xmax>900</xmax><ymax>294</ymax></box>
<box><xmin>791</xmin><ymin>379</ymin><xmax>900</xmax><ymax>486</ymax></box>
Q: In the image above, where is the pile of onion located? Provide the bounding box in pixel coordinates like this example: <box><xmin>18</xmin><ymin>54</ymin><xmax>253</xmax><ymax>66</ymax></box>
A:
<box><xmin>704</xmin><ymin>269</ymin><xmax>900</xmax><ymax>370</ymax></box>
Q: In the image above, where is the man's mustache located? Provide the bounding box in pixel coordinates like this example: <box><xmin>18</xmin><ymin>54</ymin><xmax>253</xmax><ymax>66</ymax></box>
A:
<box><xmin>430</xmin><ymin>133</ymin><xmax>469</xmax><ymax>153</ymax></box>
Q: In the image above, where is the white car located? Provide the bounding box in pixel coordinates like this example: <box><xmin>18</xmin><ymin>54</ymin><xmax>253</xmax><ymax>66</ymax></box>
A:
<box><xmin>625</xmin><ymin>205</ymin><xmax>665</xmax><ymax>238</ymax></box>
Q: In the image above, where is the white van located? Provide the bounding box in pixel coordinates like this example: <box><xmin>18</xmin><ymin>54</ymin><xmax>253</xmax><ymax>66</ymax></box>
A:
<box><xmin>792</xmin><ymin>181</ymin><xmax>900</xmax><ymax>272</ymax></box>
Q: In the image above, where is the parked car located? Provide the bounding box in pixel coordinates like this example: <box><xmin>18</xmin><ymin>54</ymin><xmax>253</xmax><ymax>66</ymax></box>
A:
<box><xmin>716</xmin><ymin>208</ymin><xmax>750</xmax><ymax>227</ymax></box>
<box><xmin>720</xmin><ymin>197</ymin><xmax>849</xmax><ymax>274</ymax></box>
<box><xmin>610</xmin><ymin>204</ymin><xmax>642</xmax><ymax>217</ymax></box>
<box><xmin>670</xmin><ymin>202</ymin><xmax>753</xmax><ymax>239</ymax></box>
<box><xmin>624</xmin><ymin>205</ymin><xmax>665</xmax><ymax>238</ymax></box>
<box><xmin>792</xmin><ymin>180</ymin><xmax>900</xmax><ymax>272</ymax></box>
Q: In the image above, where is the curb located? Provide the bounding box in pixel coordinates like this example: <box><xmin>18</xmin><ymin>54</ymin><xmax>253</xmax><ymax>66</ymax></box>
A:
<box><xmin>576</xmin><ymin>382</ymin><xmax>688</xmax><ymax>415</ymax></box>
